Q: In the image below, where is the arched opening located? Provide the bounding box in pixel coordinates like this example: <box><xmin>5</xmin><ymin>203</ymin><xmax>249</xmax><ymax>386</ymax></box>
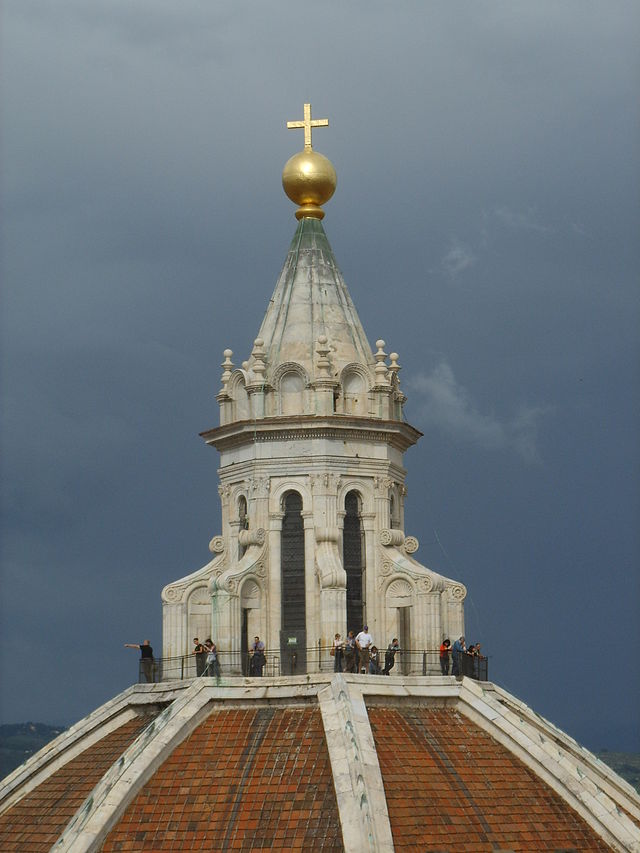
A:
<box><xmin>389</xmin><ymin>491</ymin><xmax>400</xmax><ymax>529</ymax></box>
<box><xmin>344</xmin><ymin>490</ymin><xmax>364</xmax><ymax>632</ymax></box>
<box><xmin>230</xmin><ymin>374</ymin><xmax>249</xmax><ymax>421</ymax></box>
<box><xmin>386</xmin><ymin>578</ymin><xmax>414</xmax><ymax>675</ymax></box>
<box><xmin>280</xmin><ymin>491</ymin><xmax>306</xmax><ymax>673</ymax></box>
<box><xmin>240</xmin><ymin>579</ymin><xmax>261</xmax><ymax>676</ymax></box>
<box><xmin>397</xmin><ymin>606</ymin><xmax>411</xmax><ymax>675</ymax></box>
<box><xmin>237</xmin><ymin>495</ymin><xmax>248</xmax><ymax>559</ymax></box>
<box><xmin>342</xmin><ymin>371</ymin><xmax>367</xmax><ymax>415</ymax></box>
<box><xmin>280</xmin><ymin>371</ymin><xmax>305</xmax><ymax>415</ymax></box>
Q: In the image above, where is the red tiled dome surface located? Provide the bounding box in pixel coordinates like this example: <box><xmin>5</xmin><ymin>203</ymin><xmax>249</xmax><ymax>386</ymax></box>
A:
<box><xmin>2</xmin><ymin>680</ymin><xmax>637</xmax><ymax>852</ymax></box>
<box><xmin>100</xmin><ymin>706</ymin><xmax>343</xmax><ymax>852</ymax></box>
<box><xmin>368</xmin><ymin>705</ymin><xmax>612</xmax><ymax>852</ymax></box>
<box><xmin>0</xmin><ymin>713</ymin><xmax>159</xmax><ymax>853</ymax></box>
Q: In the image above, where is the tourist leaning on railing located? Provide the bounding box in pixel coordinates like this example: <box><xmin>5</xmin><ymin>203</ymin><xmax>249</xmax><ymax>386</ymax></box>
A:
<box><xmin>331</xmin><ymin>633</ymin><xmax>345</xmax><ymax>672</ymax></box>
<box><xmin>124</xmin><ymin>639</ymin><xmax>154</xmax><ymax>683</ymax></box>
<box><xmin>202</xmin><ymin>639</ymin><xmax>221</xmax><ymax>678</ymax></box>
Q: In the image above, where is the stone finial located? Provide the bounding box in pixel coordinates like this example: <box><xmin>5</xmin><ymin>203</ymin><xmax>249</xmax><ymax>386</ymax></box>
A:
<box><xmin>220</xmin><ymin>349</ymin><xmax>234</xmax><ymax>387</ymax></box>
<box><xmin>315</xmin><ymin>335</ymin><xmax>332</xmax><ymax>379</ymax></box>
<box><xmin>251</xmin><ymin>338</ymin><xmax>267</xmax><ymax>383</ymax></box>
<box><xmin>374</xmin><ymin>339</ymin><xmax>390</xmax><ymax>385</ymax></box>
<box><xmin>388</xmin><ymin>352</ymin><xmax>401</xmax><ymax>385</ymax></box>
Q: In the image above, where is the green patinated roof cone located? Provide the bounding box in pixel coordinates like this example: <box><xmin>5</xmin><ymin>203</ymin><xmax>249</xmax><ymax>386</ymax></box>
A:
<box><xmin>255</xmin><ymin>218</ymin><xmax>374</xmax><ymax>380</ymax></box>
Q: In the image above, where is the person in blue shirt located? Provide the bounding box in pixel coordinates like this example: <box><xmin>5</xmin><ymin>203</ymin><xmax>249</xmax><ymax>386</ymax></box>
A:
<box><xmin>451</xmin><ymin>636</ymin><xmax>466</xmax><ymax>676</ymax></box>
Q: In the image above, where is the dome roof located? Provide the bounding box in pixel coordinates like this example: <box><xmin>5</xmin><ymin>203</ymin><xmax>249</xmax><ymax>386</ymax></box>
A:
<box><xmin>1</xmin><ymin>674</ymin><xmax>638</xmax><ymax>852</ymax></box>
<box><xmin>252</xmin><ymin>216</ymin><xmax>374</xmax><ymax>385</ymax></box>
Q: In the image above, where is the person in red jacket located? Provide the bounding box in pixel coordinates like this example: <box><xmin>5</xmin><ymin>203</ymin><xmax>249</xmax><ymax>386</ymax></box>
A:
<box><xmin>439</xmin><ymin>638</ymin><xmax>451</xmax><ymax>675</ymax></box>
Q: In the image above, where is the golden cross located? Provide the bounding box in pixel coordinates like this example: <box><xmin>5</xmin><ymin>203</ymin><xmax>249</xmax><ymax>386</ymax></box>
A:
<box><xmin>286</xmin><ymin>103</ymin><xmax>329</xmax><ymax>150</ymax></box>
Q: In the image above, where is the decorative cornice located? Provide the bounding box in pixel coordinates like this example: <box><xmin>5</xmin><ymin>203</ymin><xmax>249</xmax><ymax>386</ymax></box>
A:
<box><xmin>201</xmin><ymin>414</ymin><xmax>422</xmax><ymax>454</ymax></box>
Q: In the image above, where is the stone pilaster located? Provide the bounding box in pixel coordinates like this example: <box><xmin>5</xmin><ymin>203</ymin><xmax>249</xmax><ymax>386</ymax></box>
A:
<box><xmin>302</xmin><ymin>510</ymin><xmax>318</xmax><ymax>668</ymax></box>
<box><xmin>267</xmin><ymin>512</ymin><xmax>284</xmax><ymax>655</ymax></box>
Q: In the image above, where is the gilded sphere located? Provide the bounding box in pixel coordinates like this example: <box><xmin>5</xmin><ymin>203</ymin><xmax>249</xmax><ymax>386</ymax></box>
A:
<box><xmin>282</xmin><ymin>150</ymin><xmax>337</xmax><ymax>207</ymax></box>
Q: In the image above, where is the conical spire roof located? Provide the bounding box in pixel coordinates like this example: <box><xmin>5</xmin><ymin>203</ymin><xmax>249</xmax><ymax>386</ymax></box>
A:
<box><xmin>254</xmin><ymin>217</ymin><xmax>374</xmax><ymax>382</ymax></box>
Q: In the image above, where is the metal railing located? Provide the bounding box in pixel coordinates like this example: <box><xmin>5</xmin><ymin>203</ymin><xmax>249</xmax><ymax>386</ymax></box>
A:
<box><xmin>317</xmin><ymin>646</ymin><xmax>488</xmax><ymax>681</ymax></box>
<box><xmin>456</xmin><ymin>650</ymin><xmax>489</xmax><ymax>681</ymax></box>
<box><xmin>137</xmin><ymin>646</ymin><xmax>488</xmax><ymax>683</ymax></box>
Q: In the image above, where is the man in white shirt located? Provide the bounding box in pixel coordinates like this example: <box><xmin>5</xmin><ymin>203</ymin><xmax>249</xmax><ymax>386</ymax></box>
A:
<box><xmin>249</xmin><ymin>636</ymin><xmax>266</xmax><ymax>676</ymax></box>
<box><xmin>355</xmin><ymin>625</ymin><xmax>373</xmax><ymax>674</ymax></box>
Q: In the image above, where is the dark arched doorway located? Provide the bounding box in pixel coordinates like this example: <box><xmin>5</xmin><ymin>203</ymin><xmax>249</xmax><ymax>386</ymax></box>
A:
<box><xmin>280</xmin><ymin>491</ymin><xmax>306</xmax><ymax>673</ymax></box>
<box><xmin>344</xmin><ymin>490</ymin><xmax>364</xmax><ymax>633</ymax></box>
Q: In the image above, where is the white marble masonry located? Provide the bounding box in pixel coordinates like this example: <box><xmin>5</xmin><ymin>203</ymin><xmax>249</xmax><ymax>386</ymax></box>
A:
<box><xmin>161</xmin><ymin>216</ymin><xmax>467</xmax><ymax>676</ymax></box>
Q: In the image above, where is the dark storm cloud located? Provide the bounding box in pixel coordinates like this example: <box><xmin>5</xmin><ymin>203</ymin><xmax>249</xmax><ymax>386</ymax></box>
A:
<box><xmin>1</xmin><ymin>1</ymin><xmax>638</xmax><ymax>748</ymax></box>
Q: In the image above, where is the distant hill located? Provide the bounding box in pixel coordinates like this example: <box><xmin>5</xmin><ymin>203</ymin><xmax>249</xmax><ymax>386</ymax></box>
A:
<box><xmin>0</xmin><ymin>722</ymin><xmax>66</xmax><ymax>778</ymax></box>
<box><xmin>1</xmin><ymin>722</ymin><xmax>639</xmax><ymax>793</ymax></box>
<box><xmin>597</xmin><ymin>750</ymin><xmax>640</xmax><ymax>793</ymax></box>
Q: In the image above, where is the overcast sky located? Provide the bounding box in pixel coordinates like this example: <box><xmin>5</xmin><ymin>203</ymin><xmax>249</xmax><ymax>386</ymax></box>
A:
<box><xmin>1</xmin><ymin>1</ymin><xmax>638</xmax><ymax>752</ymax></box>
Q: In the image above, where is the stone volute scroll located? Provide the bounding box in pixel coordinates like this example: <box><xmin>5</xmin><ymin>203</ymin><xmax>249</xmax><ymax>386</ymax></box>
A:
<box><xmin>379</xmin><ymin>529</ymin><xmax>405</xmax><ymax>547</ymax></box>
<box><xmin>208</xmin><ymin>535</ymin><xmax>225</xmax><ymax>554</ymax></box>
<box><xmin>378</xmin><ymin>529</ymin><xmax>419</xmax><ymax>554</ymax></box>
<box><xmin>162</xmin><ymin>584</ymin><xmax>183</xmax><ymax>603</ymax></box>
<box><xmin>403</xmin><ymin>535</ymin><xmax>419</xmax><ymax>554</ymax></box>
<box><xmin>448</xmin><ymin>582</ymin><xmax>468</xmax><ymax>602</ymax></box>
<box><xmin>238</xmin><ymin>528</ymin><xmax>266</xmax><ymax>548</ymax></box>
<box><xmin>315</xmin><ymin>526</ymin><xmax>347</xmax><ymax>589</ymax></box>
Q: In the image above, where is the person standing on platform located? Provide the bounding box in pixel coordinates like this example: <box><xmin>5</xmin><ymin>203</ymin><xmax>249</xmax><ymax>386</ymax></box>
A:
<box><xmin>203</xmin><ymin>639</ymin><xmax>221</xmax><ymax>679</ymax></box>
<box><xmin>343</xmin><ymin>631</ymin><xmax>357</xmax><ymax>673</ymax></box>
<box><xmin>193</xmin><ymin>638</ymin><xmax>206</xmax><ymax>677</ymax></box>
<box><xmin>439</xmin><ymin>638</ymin><xmax>451</xmax><ymax>675</ymax></box>
<box><xmin>383</xmin><ymin>638</ymin><xmax>400</xmax><ymax>675</ymax></box>
<box><xmin>355</xmin><ymin>625</ymin><xmax>373</xmax><ymax>674</ymax></box>
<box><xmin>451</xmin><ymin>636</ymin><xmax>466</xmax><ymax>677</ymax></box>
<box><xmin>249</xmin><ymin>636</ymin><xmax>266</xmax><ymax>676</ymax></box>
<box><xmin>369</xmin><ymin>646</ymin><xmax>382</xmax><ymax>675</ymax></box>
<box><xmin>332</xmin><ymin>633</ymin><xmax>344</xmax><ymax>672</ymax></box>
<box><xmin>124</xmin><ymin>640</ymin><xmax>154</xmax><ymax>683</ymax></box>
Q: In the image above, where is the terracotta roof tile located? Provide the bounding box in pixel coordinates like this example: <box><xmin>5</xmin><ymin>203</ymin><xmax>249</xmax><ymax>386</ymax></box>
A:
<box><xmin>100</xmin><ymin>705</ymin><xmax>342</xmax><ymax>852</ymax></box>
<box><xmin>367</xmin><ymin>705</ymin><xmax>613</xmax><ymax>852</ymax></box>
<box><xmin>0</xmin><ymin>712</ymin><xmax>159</xmax><ymax>853</ymax></box>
